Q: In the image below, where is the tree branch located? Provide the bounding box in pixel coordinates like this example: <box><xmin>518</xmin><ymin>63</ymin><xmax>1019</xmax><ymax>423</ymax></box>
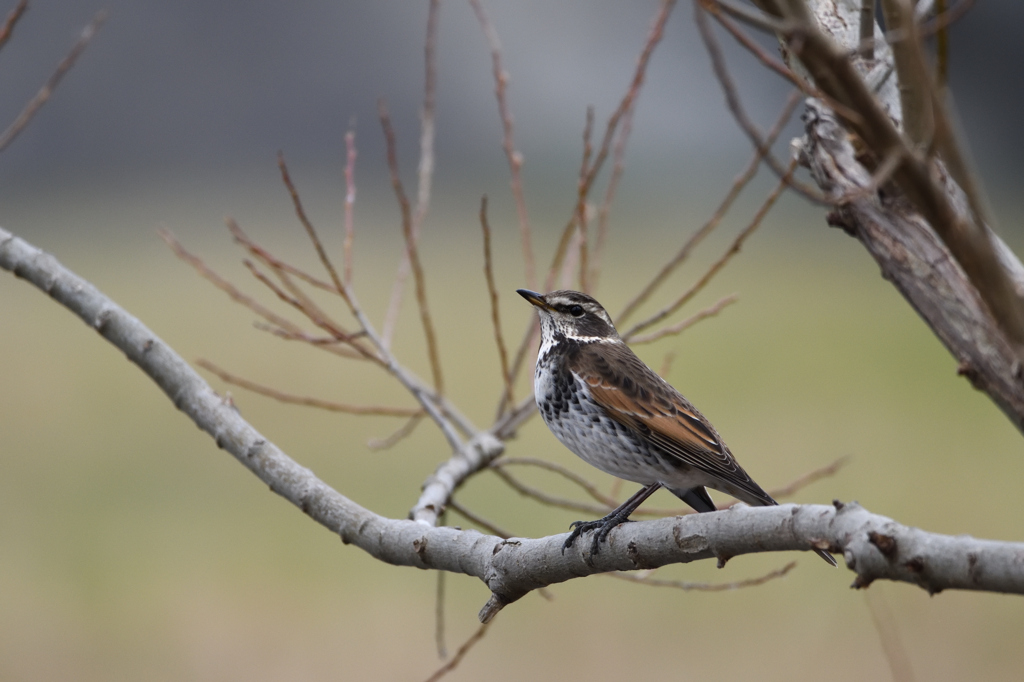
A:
<box><xmin>7</xmin><ymin>227</ymin><xmax>1023</xmax><ymax>627</ymax></box>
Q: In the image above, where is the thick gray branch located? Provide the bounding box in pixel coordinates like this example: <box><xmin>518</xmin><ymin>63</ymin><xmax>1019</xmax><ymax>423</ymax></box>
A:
<box><xmin>772</xmin><ymin>0</ymin><xmax>1024</xmax><ymax>433</ymax></box>
<box><xmin>4</xmin><ymin>226</ymin><xmax>1023</xmax><ymax>625</ymax></box>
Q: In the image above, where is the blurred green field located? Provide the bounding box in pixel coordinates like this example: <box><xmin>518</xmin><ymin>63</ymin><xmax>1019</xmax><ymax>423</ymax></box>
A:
<box><xmin>2</xmin><ymin>174</ymin><xmax>1023</xmax><ymax>682</ymax></box>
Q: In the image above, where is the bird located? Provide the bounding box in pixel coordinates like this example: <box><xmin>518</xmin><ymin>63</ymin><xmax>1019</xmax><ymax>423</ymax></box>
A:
<box><xmin>517</xmin><ymin>288</ymin><xmax>836</xmax><ymax>566</ymax></box>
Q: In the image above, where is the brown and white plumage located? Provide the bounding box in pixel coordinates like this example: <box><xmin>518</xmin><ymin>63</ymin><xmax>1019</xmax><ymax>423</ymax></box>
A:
<box><xmin>519</xmin><ymin>288</ymin><xmax>836</xmax><ymax>566</ymax></box>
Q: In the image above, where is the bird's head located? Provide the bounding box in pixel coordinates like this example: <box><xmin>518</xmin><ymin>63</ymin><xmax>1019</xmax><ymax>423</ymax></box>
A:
<box><xmin>516</xmin><ymin>289</ymin><xmax>619</xmax><ymax>342</ymax></box>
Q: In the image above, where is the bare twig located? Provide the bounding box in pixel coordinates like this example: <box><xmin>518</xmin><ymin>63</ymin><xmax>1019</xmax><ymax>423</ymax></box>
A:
<box><xmin>859</xmin><ymin>0</ymin><xmax>875</xmax><ymax>60</ymax></box>
<box><xmin>423</xmin><ymin>621</ymin><xmax>492</xmax><ymax>682</ymax></box>
<box><xmin>607</xmin><ymin>560</ymin><xmax>796</xmax><ymax>591</ymax></box>
<box><xmin>277</xmin><ymin>154</ymin><xmax>349</xmax><ymax>299</ymax></box>
<box><xmin>197</xmin><ymin>359</ymin><xmax>421</xmax><ymax>417</ymax></box>
<box><xmin>491</xmin><ymin>465</ymin><xmax>614</xmax><ymax>516</ymax></box>
<box><xmin>624</xmin><ymin>161</ymin><xmax>795</xmax><ymax>339</ymax></box>
<box><xmin>502</xmin><ymin>0</ymin><xmax>677</xmax><ymax>405</ymax></box>
<box><xmin>343</xmin><ymin>129</ymin><xmax>357</xmax><ymax>287</ymax></box>
<box><xmin>417</xmin><ymin>0</ymin><xmax>440</xmax><ymax>231</ymax></box>
<box><xmin>575</xmin><ymin>107</ymin><xmax>595</xmax><ymax>293</ymax></box>
<box><xmin>0</xmin><ymin>0</ymin><xmax>27</xmax><ymax>52</ymax></box>
<box><xmin>878</xmin><ymin>0</ymin><xmax>933</xmax><ymax>148</ymax></box>
<box><xmin>657</xmin><ymin>351</ymin><xmax>677</xmax><ymax>379</ymax></box>
<box><xmin>694</xmin><ymin>3</ymin><xmax>829</xmax><ymax>204</ymax></box>
<box><xmin>479</xmin><ymin>197</ymin><xmax>515</xmax><ymax>416</ymax></box>
<box><xmin>469</xmin><ymin>0</ymin><xmax>536</xmax><ymax>291</ymax></box>
<box><xmin>367</xmin><ymin>413</ymin><xmax>426</xmax><ymax>450</ymax></box>
<box><xmin>159</xmin><ymin>230</ymin><xmax>317</xmax><ymax>343</ymax></box>
<box><xmin>628</xmin><ymin>293</ymin><xmax>739</xmax><ymax>345</ymax></box>
<box><xmin>706</xmin><ymin>4</ymin><xmax>810</xmax><ymax>93</ymax></box>
<box><xmin>0</xmin><ymin>9</ymin><xmax>106</xmax><ymax>153</ymax></box>
<box><xmin>764</xmin><ymin>455</ymin><xmax>850</xmax><ymax>500</ymax></box>
<box><xmin>381</xmin><ymin>0</ymin><xmax>441</xmax><ymax>347</ymax></box>
<box><xmin>232</xmin><ymin>218</ymin><xmax>467</xmax><ymax>447</ymax></box>
<box><xmin>616</xmin><ymin>92</ymin><xmax>800</xmax><ymax>326</ymax></box>
<box><xmin>251</xmin><ymin>323</ymin><xmax>366</xmax><ymax>361</ymax></box>
<box><xmin>448</xmin><ymin>499</ymin><xmax>514</xmax><ymax>539</ymax></box>
<box><xmin>865</xmin><ymin>589</ymin><xmax>917</xmax><ymax>682</ymax></box>
<box><xmin>378</xmin><ymin>101</ymin><xmax>445</xmax><ymax>394</ymax></box>
<box><xmin>589</xmin><ymin>101</ymin><xmax>634</xmax><ymax>292</ymax></box>
<box><xmin>934</xmin><ymin>0</ymin><xmax>947</xmax><ymax>92</ymax></box>
<box><xmin>493</xmin><ymin>457</ymin><xmax>619</xmax><ymax>508</ymax></box>
<box><xmin>241</xmin><ymin>259</ymin><xmax>364</xmax><ymax>354</ymax></box>
<box><xmin>226</xmin><ymin>219</ymin><xmax>338</xmax><ymax>296</ymax></box>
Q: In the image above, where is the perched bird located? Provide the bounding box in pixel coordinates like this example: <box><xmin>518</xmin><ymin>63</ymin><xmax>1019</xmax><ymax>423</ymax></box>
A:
<box><xmin>518</xmin><ymin>288</ymin><xmax>836</xmax><ymax>566</ymax></box>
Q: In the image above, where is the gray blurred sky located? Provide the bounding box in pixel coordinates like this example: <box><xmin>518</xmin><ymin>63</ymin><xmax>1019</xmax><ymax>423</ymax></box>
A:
<box><xmin>0</xmin><ymin>1</ymin><xmax>1020</xmax><ymax>234</ymax></box>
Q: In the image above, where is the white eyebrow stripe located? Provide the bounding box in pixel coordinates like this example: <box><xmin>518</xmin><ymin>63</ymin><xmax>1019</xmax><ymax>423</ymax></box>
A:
<box><xmin>566</xmin><ymin>335</ymin><xmax>618</xmax><ymax>344</ymax></box>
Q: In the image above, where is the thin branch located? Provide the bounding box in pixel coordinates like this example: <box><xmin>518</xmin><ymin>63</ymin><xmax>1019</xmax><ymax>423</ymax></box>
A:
<box><xmin>503</xmin><ymin>0</ymin><xmax>677</xmax><ymax>404</ymax></box>
<box><xmin>423</xmin><ymin>621</ymin><xmax>492</xmax><ymax>682</ymax></box>
<box><xmin>241</xmin><ymin>259</ymin><xmax>364</xmax><ymax>356</ymax></box>
<box><xmin>378</xmin><ymin>101</ymin><xmax>445</xmax><ymax>394</ymax></box>
<box><xmin>159</xmin><ymin>230</ymin><xmax>313</xmax><ymax>341</ymax></box>
<box><xmin>694</xmin><ymin>3</ymin><xmax>829</xmax><ymax>204</ymax></box>
<box><xmin>589</xmin><ymin>100</ymin><xmax>634</xmax><ymax>292</ymax></box>
<box><xmin>479</xmin><ymin>197</ymin><xmax>515</xmax><ymax>416</ymax></box>
<box><xmin>859</xmin><ymin>0</ymin><xmax>875</xmax><ymax>60</ymax></box>
<box><xmin>493</xmin><ymin>457</ymin><xmax>618</xmax><ymax>508</ymax></box>
<box><xmin>252</xmin><ymin>323</ymin><xmax>366</xmax><ymax>361</ymax></box>
<box><xmin>228</xmin><ymin>224</ymin><xmax>382</xmax><ymax>364</ymax></box>
<box><xmin>575</xmin><ymin>107</ymin><xmax>595</xmax><ymax>293</ymax></box>
<box><xmin>764</xmin><ymin>455</ymin><xmax>850</xmax><ymax>500</ymax></box>
<box><xmin>865</xmin><ymin>588</ymin><xmax>917</xmax><ymax>682</ymax></box>
<box><xmin>628</xmin><ymin>293</ymin><xmax>738</xmax><ymax>345</ymax></box>
<box><xmin>706</xmin><ymin>4</ymin><xmax>811</xmax><ymax>93</ymax></box>
<box><xmin>343</xmin><ymin>129</ymin><xmax>357</xmax><ymax>287</ymax></box>
<box><xmin>230</xmin><ymin>221</ymin><xmax>467</xmax><ymax>446</ymax></box>
<box><xmin>448</xmin><ymin>499</ymin><xmax>514</xmax><ymax>539</ymax></box>
<box><xmin>277</xmin><ymin>154</ymin><xmax>349</xmax><ymax>300</ymax></box>
<box><xmin>368</xmin><ymin>413</ymin><xmax>426</xmax><ymax>450</ymax></box>
<box><xmin>606</xmin><ymin>560</ymin><xmax>796</xmax><ymax>591</ymax></box>
<box><xmin>0</xmin><ymin>0</ymin><xmax>28</xmax><ymax>52</ymax></box>
<box><xmin>382</xmin><ymin>0</ymin><xmax>442</xmax><ymax>347</ymax></box>
<box><xmin>580</xmin><ymin>0</ymin><xmax>677</xmax><ymax>205</ymax></box>
<box><xmin>468</xmin><ymin>0</ymin><xmax>536</xmax><ymax>291</ymax></box>
<box><xmin>616</xmin><ymin>91</ymin><xmax>800</xmax><ymax>326</ymax></box>
<box><xmin>657</xmin><ymin>351</ymin><xmax>677</xmax><ymax>379</ymax></box>
<box><xmin>491</xmin><ymin>465</ymin><xmax>615</xmax><ymax>517</ymax></box>
<box><xmin>226</xmin><ymin>219</ymin><xmax>339</xmax><ymax>297</ymax></box>
<box><xmin>624</xmin><ymin>160</ymin><xmax>795</xmax><ymax>339</ymax></box>
<box><xmin>417</xmin><ymin>0</ymin><xmax>440</xmax><ymax>231</ymax></box>
<box><xmin>197</xmin><ymin>360</ymin><xmax>421</xmax><ymax>417</ymax></box>
<box><xmin>934</xmin><ymin>0</ymin><xmax>947</xmax><ymax>91</ymax></box>
<box><xmin>0</xmin><ymin>9</ymin><xmax>105</xmax><ymax>154</ymax></box>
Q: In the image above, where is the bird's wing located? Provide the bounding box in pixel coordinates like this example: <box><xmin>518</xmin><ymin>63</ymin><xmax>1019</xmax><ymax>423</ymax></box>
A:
<box><xmin>572</xmin><ymin>343</ymin><xmax>774</xmax><ymax>506</ymax></box>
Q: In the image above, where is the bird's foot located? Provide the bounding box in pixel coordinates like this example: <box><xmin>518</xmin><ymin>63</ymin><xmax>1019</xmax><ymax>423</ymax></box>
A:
<box><xmin>563</xmin><ymin>510</ymin><xmax>634</xmax><ymax>555</ymax></box>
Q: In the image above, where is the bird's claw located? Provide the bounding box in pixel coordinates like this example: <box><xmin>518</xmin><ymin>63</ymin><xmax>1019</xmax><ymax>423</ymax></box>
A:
<box><xmin>561</xmin><ymin>515</ymin><xmax>634</xmax><ymax>555</ymax></box>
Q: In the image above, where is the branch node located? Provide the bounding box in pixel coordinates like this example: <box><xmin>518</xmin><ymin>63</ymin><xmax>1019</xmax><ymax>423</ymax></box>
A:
<box><xmin>868</xmin><ymin>530</ymin><xmax>898</xmax><ymax>558</ymax></box>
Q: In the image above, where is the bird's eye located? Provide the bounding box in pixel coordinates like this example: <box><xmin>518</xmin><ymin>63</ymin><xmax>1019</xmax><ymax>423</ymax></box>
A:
<box><xmin>568</xmin><ymin>304</ymin><xmax>585</xmax><ymax>317</ymax></box>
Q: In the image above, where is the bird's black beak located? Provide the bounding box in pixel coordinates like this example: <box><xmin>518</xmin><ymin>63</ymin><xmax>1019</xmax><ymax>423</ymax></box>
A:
<box><xmin>517</xmin><ymin>288</ymin><xmax>552</xmax><ymax>311</ymax></box>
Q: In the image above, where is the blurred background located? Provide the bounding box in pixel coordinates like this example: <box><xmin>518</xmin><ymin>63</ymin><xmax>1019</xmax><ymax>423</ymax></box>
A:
<box><xmin>1</xmin><ymin>1</ymin><xmax>1023</xmax><ymax>680</ymax></box>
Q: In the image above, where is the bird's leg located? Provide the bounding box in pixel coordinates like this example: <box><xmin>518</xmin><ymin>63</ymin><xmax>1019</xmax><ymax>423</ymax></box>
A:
<box><xmin>563</xmin><ymin>482</ymin><xmax>663</xmax><ymax>555</ymax></box>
